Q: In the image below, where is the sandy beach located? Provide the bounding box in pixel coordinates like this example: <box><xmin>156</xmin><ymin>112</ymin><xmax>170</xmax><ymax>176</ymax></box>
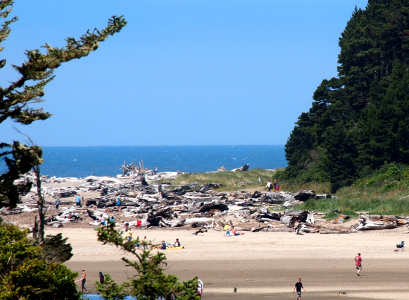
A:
<box><xmin>43</xmin><ymin>226</ymin><xmax>409</xmax><ymax>300</ymax></box>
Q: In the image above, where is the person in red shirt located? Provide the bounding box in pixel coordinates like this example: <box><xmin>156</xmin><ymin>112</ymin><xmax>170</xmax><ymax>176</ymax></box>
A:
<box><xmin>355</xmin><ymin>253</ymin><xmax>362</xmax><ymax>276</ymax></box>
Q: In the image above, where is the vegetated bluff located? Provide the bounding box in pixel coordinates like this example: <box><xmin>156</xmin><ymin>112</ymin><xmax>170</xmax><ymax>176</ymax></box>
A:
<box><xmin>283</xmin><ymin>0</ymin><xmax>409</xmax><ymax>192</ymax></box>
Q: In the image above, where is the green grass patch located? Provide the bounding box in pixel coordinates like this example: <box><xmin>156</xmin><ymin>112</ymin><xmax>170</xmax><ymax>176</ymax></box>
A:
<box><xmin>157</xmin><ymin>168</ymin><xmax>278</xmax><ymax>192</ymax></box>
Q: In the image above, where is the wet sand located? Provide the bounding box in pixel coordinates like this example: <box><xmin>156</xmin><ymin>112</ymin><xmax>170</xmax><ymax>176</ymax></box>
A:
<box><xmin>51</xmin><ymin>227</ymin><xmax>409</xmax><ymax>300</ymax></box>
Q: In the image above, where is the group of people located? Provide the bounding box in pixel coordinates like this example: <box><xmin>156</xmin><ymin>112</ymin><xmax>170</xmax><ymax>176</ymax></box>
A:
<box><xmin>73</xmin><ymin>255</ymin><xmax>364</xmax><ymax>299</ymax></box>
<box><xmin>71</xmin><ymin>194</ymin><xmax>121</xmax><ymax>209</ymax></box>
<box><xmin>159</xmin><ymin>238</ymin><xmax>181</xmax><ymax>249</ymax></box>
<box><xmin>292</xmin><ymin>253</ymin><xmax>362</xmax><ymax>299</ymax></box>
<box><xmin>75</xmin><ymin>270</ymin><xmax>105</xmax><ymax>294</ymax></box>
<box><xmin>224</xmin><ymin>225</ymin><xmax>242</xmax><ymax>237</ymax></box>
<box><xmin>266</xmin><ymin>179</ymin><xmax>279</xmax><ymax>191</ymax></box>
<box><xmin>100</xmin><ymin>214</ymin><xmax>115</xmax><ymax>226</ymax></box>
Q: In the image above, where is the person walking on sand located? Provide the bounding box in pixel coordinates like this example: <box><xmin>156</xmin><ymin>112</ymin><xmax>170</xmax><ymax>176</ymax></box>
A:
<box><xmin>293</xmin><ymin>278</ymin><xmax>306</xmax><ymax>300</ymax></box>
<box><xmin>99</xmin><ymin>271</ymin><xmax>105</xmax><ymax>284</ymax></box>
<box><xmin>355</xmin><ymin>253</ymin><xmax>362</xmax><ymax>276</ymax></box>
<box><xmin>194</xmin><ymin>276</ymin><xmax>203</xmax><ymax>299</ymax></box>
<box><xmin>75</xmin><ymin>270</ymin><xmax>88</xmax><ymax>294</ymax></box>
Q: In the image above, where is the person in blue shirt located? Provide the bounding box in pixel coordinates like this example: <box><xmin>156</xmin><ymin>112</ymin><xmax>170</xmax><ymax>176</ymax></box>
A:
<box><xmin>75</xmin><ymin>194</ymin><xmax>82</xmax><ymax>207</ymax></box>
<box><xmin>116</xmin><ymin>196</ymin><xmax>121</xmax><ymax>206</ymax></box>
<box><xmin>160</xmin><ymin>240</ymin><xmax>167</xmax><ymax>250</ymax></box>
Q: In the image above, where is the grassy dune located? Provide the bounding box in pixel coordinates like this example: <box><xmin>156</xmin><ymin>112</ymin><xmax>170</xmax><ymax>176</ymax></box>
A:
<box><xmin>297</xmin><ymin>163</ymin><xmax>409</xmax><ymax>216</ymax></box>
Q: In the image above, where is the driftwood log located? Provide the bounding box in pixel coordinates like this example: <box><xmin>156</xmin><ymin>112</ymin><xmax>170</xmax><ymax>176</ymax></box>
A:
<box><xmin>192</xmin><ymin>228</ymin><xmax>207</xmax><ymax>235</ymax></box>
<box><xmin>292</xmin><ymin>190</ymin><xmax>315</xmax><ymax>201</ymax></box>
<box><xmin>356</xmin><ymin>213</ymin><xmax>397</xmax><ymax>230</ymax></box>
<box><xmin>198</xmin><ymin>202</ymin><xmax>228</xmax><ymax>213</ymax></box>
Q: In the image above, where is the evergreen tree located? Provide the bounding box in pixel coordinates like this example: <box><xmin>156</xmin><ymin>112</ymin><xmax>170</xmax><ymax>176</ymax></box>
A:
<box><xmin>284</xmin><ymin>0</ymin><xmax>409</xmax><ymax>190</ymax></box>
<box><xmin>0</xmin><ymin>222</ymin><xmax>80</xmax><ymax>299</ymax></box>
<box><xmin>0</xmin><ymin>0</ymin><xmax>127</xmax><ymax>209</ymax></box>
<box><xmin>0</xmin><ymin>1</ymin><xmax>127</xmax><ymax>298</ymax></box>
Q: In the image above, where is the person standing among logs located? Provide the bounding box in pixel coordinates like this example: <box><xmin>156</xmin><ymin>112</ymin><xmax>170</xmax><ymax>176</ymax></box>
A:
<box><xmin>266</xmin><ymin>180</ymin><xmax>273</xmax><ymax>191</ymax></box>
<box><xmin>75</xmin><ymin>194</ymin><xmax>82</xmax><ymax>207</ymax></box>
<box><xmin>355</xmin><ymin>253</ymin><xmax>362</xmax><ymax>276</ymax></box>
<box><xmin>274</xmin><ymin>179</ymin><xmax>280</xmax><ymax>191</ymax></box>
<box><xmin>55</xmin><ymin>197</ymin><xmax>61</xmax><ymax>209</ymax></box>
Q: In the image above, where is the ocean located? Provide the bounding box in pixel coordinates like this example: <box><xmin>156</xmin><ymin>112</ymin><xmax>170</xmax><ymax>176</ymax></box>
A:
<box><xmin>33</xmin><ymin>145</ymin><xmax>287</xmax><ymax>178</ymax></box>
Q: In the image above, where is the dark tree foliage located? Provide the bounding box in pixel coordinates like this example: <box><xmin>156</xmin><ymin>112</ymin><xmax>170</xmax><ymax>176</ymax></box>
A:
<box><xmin>284</xmin><ymin>0</ymin><xmax>409</xmax><ymax>191</ymax></box>
<box><xmin>0</xmin><ymin>222</ymin><xmax>80</xmax><ymax>299</ymax></box>
<box><xmin>0</xmin><ymin>0</ymin><xmax>127</xmax><ymax>209</ymax></box>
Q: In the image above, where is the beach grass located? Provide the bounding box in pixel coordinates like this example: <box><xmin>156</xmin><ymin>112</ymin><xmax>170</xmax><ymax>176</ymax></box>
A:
<box><xmin>296</xmin><ymin>164</ymin><xmax>409</xmax><ymax>217</ymax></box>
<box><xmin>157</xmin><ymin>168</ymin><xmax>277</xmax><ymax>191</ymax></box>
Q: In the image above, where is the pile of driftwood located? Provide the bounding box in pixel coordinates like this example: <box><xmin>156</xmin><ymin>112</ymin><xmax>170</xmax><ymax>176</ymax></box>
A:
<box><xmin>13</xmin><ymin>170</ymin><xmax>340</xmax><ymax>232</ymax></box>
<box><xmin>44</xmin><ymin>207</ymin><xmax>82</xmax><ymax>228</ymax></box>
<box><xmin>15</xmin><ymin>167</ymin><xmax>409</xmax><ymax>234</ymax></box>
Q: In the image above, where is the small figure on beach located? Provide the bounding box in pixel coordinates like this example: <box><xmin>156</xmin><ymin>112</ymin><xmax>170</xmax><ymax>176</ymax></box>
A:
<box><xmin>75</xmin><ymin>270</ymin><xmax>88</xmax><ymax>294</ymax></box>
<box><xmin>120</xmin><ymin>222</ymin><xmax>129</xmax><ymax>234</ymax></box>
<box><xmin>194</xmin><ymin>277</ymin><xmax>204</xmax><ymax>299</ymax></box>
<box><xmin>266</xmin><ymin>180</ymin><xmax>273</xmax><ymax>191</ymax></box>
<box><xmin>75</xmin><ymin>194</ymin><xmax>82</xmax><ymax>207</ymax></box>
<box><xmin>274</xmin><ymin>179</ymin><xmax>279</xmax><ymax>191</ymax></box>
<box><xmin>174</xmin><ymin>238</ymin><xmax>181</xmax><ymax>247</ymax></box>
<box><xmin>125</xmin><ymin>228</ymin><xmax>133</xmax><ymax>241</ymax></box>
<box><xmin>100</xmin><ymin>214</ymin><xmax>105</xmax><ymax>226</ymax></box>
<box><xmin>55</xmin><ymin>197</ymin><xmax>61</xmax><ymax>209</ymax></box>
<box><xmin>225</xmin><ymin>226</ymin><xmax>242</xmax><ymax>237</ymax></box>
<box><xmin>116</xmin><ymin>196</ymin><xmax>121</xmax><ymax>206</ymax></box>
<box><xmin>224</xmin><ymin>225</ymin><xmax>231</xmax><ymax>236</ymax></box>
<box><xmin>154</xmin><ymin>166</ymin><xmax>158</xmax><ymax>175</ymax></box>
<box><xmin>355</xmin><ymin>253</ymin><xmax>362</xmax><ymax>276</ymax></box>
<box><xmin>99</xmin><ymin>271</ymin><xmax>105</xmax><ymax>284</ymax></box>
<box><xmin>138</xmin><ymin>236</ymin><xmax>147</xmax><ymax>249</ymax></box>
<box><xmin>293</xmin><ymin>278</ymin><xmax>306</xmax><ymax>300</ymax></box>
<box><xmin>160</xmin><ymin>240</ymin><xmax>167</xmax><ymax>250</ymax></box>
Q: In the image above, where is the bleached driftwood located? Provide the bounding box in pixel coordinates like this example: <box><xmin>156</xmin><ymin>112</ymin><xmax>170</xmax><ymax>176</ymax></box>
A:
<box><xmin>356</xmin><ymin>213</ymin><xmax>397</xmax><ymax>231</ymax></box>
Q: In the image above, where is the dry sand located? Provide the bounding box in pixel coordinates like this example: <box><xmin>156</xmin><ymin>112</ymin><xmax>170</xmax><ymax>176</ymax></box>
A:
<box><xmin>43</xmin><ymin>226</ymin><xmax>409</xmax><ymax>300</ymax></box>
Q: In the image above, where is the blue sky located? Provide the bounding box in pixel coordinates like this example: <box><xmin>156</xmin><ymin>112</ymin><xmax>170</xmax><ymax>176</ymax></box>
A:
<box><xmin>1</xmin><ymin>0</ymin><xmax>368</xmax><ymax>146</ymax></box>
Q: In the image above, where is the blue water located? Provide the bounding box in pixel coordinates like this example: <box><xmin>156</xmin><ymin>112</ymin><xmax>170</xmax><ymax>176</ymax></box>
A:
<box><xmin>2</xmin><ymin>145</ymin><xmax>287</xmax><ymax>178</ymax></box>
<box><xmin>82</xmin><ymin>295</ymin><xmax>135</xmax><ymax>300</ymax></box>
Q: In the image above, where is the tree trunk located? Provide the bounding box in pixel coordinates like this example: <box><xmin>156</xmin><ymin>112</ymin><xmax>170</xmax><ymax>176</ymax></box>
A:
<box><xmin>33</xmin><ymin>166</ymin><xmax>46</xmax><ymax>243</ymax></box>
